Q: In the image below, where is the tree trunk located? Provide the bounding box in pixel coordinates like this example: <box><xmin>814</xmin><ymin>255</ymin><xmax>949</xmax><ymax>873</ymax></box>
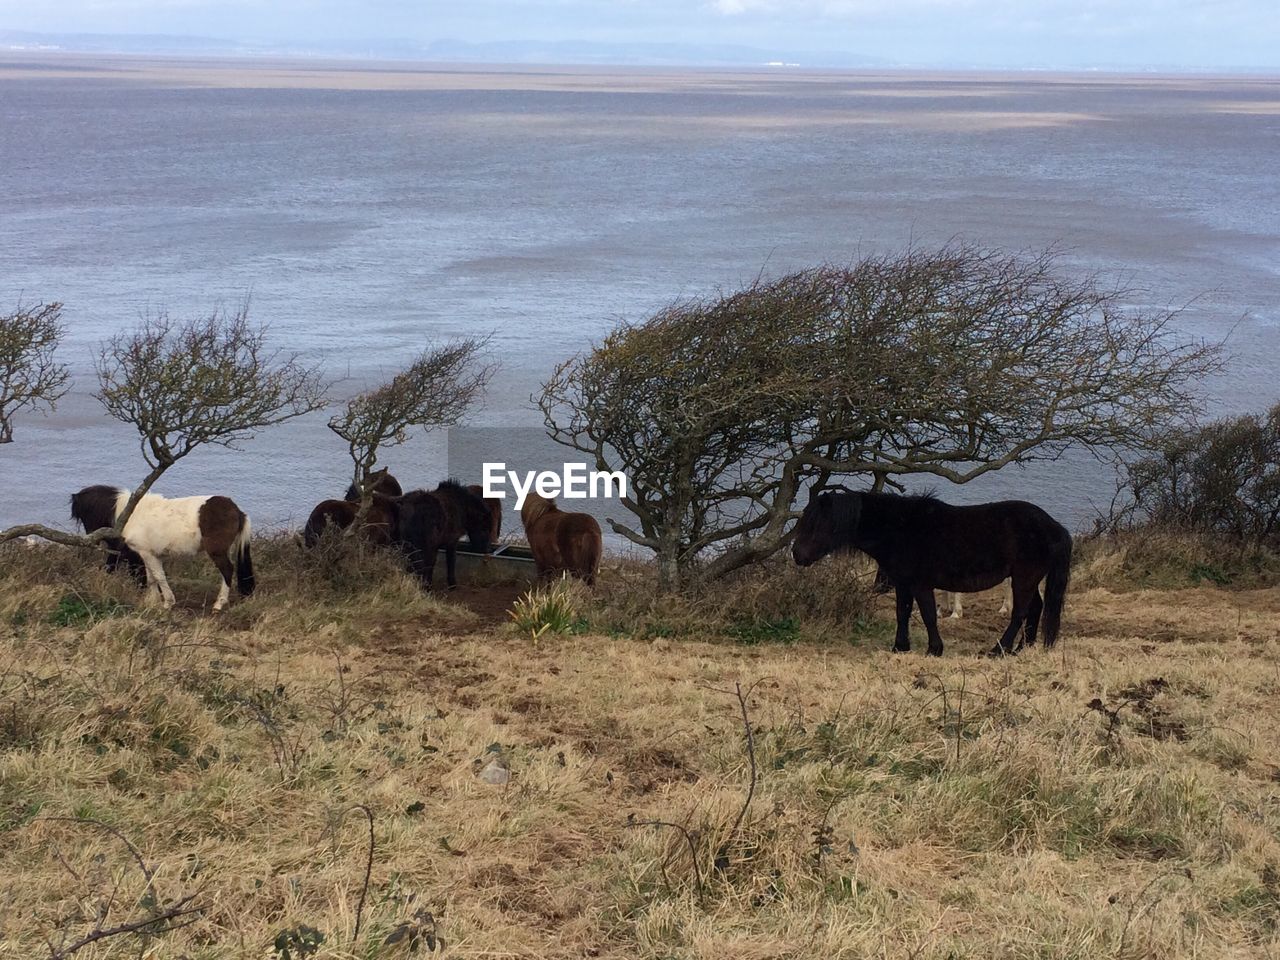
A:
<box><xmin>657</xmin><ymin>546</ymin><xmax>681</xmax><ymax>592</ymax></box>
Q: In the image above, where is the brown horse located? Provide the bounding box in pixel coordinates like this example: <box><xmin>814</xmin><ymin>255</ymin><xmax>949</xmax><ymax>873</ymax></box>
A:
<box><xmin>344</xmin><ymin>467</ymin><xmax>402</xmax><ymax>503</ymax></box>
<box><xmin>304</xmin><ymin>468</ymin><xmax>402</xmax><ymax>546</ymax></box>
<box><xmin>303</xmin><ymin>495</ymin><xmax>399</xmax><ymax>547</ymax></box>
<box><xmin>520</xmin><ymin>493</ymin><xmax>602</xmax><ymax>585</ymax></box>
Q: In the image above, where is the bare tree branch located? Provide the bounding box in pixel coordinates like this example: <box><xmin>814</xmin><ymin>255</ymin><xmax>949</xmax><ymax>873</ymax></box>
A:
<box><xmin>0</xmin><ymin>301</ymin><xmax>71</xmax><ymax>444</ymax></box>
<box><xmin>327</xmin><ymin>337</ymin><xmax>496</xmax><ymax>511</ymax></box>
<box><xmin>30</xmin><ymin>817</ymin><xmax>205</xmax><ymax>960</ymax></box>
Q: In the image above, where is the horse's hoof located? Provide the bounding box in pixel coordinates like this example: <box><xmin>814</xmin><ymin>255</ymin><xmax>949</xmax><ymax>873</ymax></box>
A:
<box><xmin>892</xmin><ymin>644</ymin><xmax>911</xmax><ymax>654</ymax></box>
<box><xmin>927</xmin><ymin>647</ymin><xmax>943</xmax><ymax>657</ymax></box>
<box><xmin>986</xmin><ymin>645</ymin><xmax>1016</xmax><ymax>658</ymax></box>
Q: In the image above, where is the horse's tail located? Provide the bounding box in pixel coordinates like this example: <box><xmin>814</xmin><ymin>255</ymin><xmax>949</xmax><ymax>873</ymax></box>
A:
<box><xmin>1041</xmin><ymin>532</ymin><xmax>1072</xmax><ymax>647</ymax></box>
<box><xmin>233</xmin><ymin>513</ymin><xmax>256</xmax><ymax>597</ymax></box>
<box><xmin>580</xmin><ymin>518</ymin><xmax>603</xmax><ymax>587</ymax></box>
<box><xmin>302</xmin><ymin>507</ymin><xmax>325</xmax><ymax>548</ymax></box>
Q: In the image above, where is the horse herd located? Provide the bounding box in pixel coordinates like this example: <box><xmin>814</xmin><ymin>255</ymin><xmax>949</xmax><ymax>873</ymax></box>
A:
<box><xmin>66</xmin><ymin>474</ymin><xmax>1071</xmax><ymax>658</ymax></box>
<box><xmin>68</xmin><ymin>469</ymin><xmax>603</xmax><ymax>612</ymax></box>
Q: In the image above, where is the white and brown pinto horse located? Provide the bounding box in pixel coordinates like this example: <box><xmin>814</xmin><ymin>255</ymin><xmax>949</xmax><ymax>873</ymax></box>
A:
<box><xmin>71</xmin><ymin>486</ymin><xmax>255</xmax><ymax>611</ymax></box>
<box><xmin>944</xmin><ymin>581</ymin><xmax>1012</xmax><ymax>620</ymax></box>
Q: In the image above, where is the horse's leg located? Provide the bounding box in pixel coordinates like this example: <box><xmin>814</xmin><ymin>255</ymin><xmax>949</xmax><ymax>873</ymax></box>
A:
<box><xmin>407</xmin><ymin>546</ymin><xmax>437</xmax><ymax>589</ymax></box>
<box><xmin>1023</xmin><ymin>587</ymin><xmax>1044</xmax><ymax>647</ymax></box>
<box><xmin>948</xmin><ymin>591</ymin><xmax>963</xmax><ymax>620</ymax></box>
<box><xmin>208</xmin><ymin>549</ymin><xmax>234</xmax><ymax>612</ymax></box>
<box><xmin>445</xmin><ymin>544</ymin><xmax>458</xmax><ymax>589</ymax></box>
<box><xmin>422</xmin><ymin>547</ymin><xmax>439</xmax><ymax>589</ymax></box>
<box><xmin>139</xmin><ymin>551</ymin><xmax>175</xmax><ymax>608</ymax></box>
<box><xmin>914</xmin><ymin>587</ymin><xmax>945</xmax><ymax>657</ymax></box>
<box><xmin>989</xmin><ymin>576</ymin><xmax>1033</xmax><ymax>657</ymax></box>
<box><xmin>893</xmin><ymin>583</ymin><xmax>914</xmax><ymax>653</ymax></box>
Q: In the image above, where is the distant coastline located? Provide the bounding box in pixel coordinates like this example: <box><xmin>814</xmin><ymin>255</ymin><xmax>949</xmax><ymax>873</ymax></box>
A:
<box><xmin>3</xmin><ymin>30</ymin><xmax>1278</xmax><ymax>75</ymax></box>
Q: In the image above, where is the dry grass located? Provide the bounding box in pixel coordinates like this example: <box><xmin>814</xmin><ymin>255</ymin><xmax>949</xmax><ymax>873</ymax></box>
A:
<box><xmin>1074</xmin><ymin>528</ymin><xmax>1280</xmax><ymax>591</ymax></box>
<box><xmin>589</xmin><ymin>554</ymin><xmax>878</xmax><ymax>645</ymax></box>
<box><xmin>2</xmin><ymin>539</ymin><xmax>1280</xmax><ymax>958</ymax></box>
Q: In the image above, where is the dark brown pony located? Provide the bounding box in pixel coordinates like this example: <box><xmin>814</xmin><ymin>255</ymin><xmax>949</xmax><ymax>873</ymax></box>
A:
<box><xmin>303</xmin><ymin>495</ymin><xmax>399</xmax><ymax>547</ymax></box>
<box><xmin>344</xmin><ymin>467</ymin><xmax>402</xmax><ymax>503</ymax></box>
<box><xmin>520</xmin><ymin>493</ymin><xmax>602</xmax><ymax>586</ymax></box>
<box><xmin>792</xmin><ymin>490</ymin><xmax>1071</xmax><ymax>657</ymax></box>
<box><xmin>304</xmin><ymin>468</ymin><xmax>402</xmax><ymax>547</ymax></box>
<box><xmin>466</xmin><ymin>484</ymin><xmax>503</xmax><ymax>548</ymax></box>
<box><xmin>395</xmin><ymin>480</ymin><xmax>493</xmax><ymax>588</ymax></box>
<box><xmin>70</xmin><ymin>484</ymin><xmax>146</xmax><ymax>585</ymax></box>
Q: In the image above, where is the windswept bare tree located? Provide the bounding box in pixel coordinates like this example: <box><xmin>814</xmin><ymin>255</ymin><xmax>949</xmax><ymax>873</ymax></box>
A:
<box><xmin>327</xmin><ymin>337</ymin><xmax>496</xmax><ymax>505</ymax></box>
<box><xmin>0</xmin><ymin>301</ymin><xmax>71</xmax><ymax>444</ymax></box>
<box><xmin>540</xmin><ymin>245</ymin><xmax>1225</xmax><ymax>588</ymax></box>
<box><xmin>0</xmin><ymin>304</ymin><xmax>327</xmax><ymax>548</ymax></box>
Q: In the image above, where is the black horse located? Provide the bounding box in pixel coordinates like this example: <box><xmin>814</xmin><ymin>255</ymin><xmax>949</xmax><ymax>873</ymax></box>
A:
<box><xmin>394</xmin><ymin>480</ymin><xmax>493</xmax><ymax>589</ymax></box>
<box><xmin>70</xmin><ymin>485</ymin><xmax>147</xmax><ymax>585</ymax></box>
<box><xmin>792</xmin><ymin>491</ymin><xmax>1071</xmax><ymax>657</ymax></box>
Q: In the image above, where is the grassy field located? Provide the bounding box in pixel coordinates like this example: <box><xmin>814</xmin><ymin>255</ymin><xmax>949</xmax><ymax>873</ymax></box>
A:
<box><xmin>2</xmin><ymin>537</ymin><xmax>1279</xmax><ymax>959</ymax></box>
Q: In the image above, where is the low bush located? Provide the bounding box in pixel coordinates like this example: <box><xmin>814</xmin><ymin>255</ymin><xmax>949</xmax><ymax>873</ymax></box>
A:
<box><xmin>1073</xmin><ymin>527</ymin><xmax>1280</xmax><ymax>589</ymax></box>
<box><xmin>589</xmin><ymin>553</ymin><xmax>874</xmax><ymax>642</ymax></box>
<box><xmin>1115</xmin><ymin>404</ymin><xmax>1280</xmax><ymax>548</ymax></box>
<box><xmin>509</xmin><ymin>576</ymin><xmax>589</xmax><ymax>639</ymax></box>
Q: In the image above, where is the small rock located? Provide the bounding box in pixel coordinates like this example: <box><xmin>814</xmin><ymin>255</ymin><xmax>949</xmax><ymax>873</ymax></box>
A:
<box><xmin>476</xmin><ymin>757</ymin><xmax>510</xmax><ymax>785</ymax></box>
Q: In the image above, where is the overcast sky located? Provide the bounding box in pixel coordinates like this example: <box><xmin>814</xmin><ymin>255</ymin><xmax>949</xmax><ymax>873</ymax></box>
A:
<box><xmin>3</xmin><ymin>0</ymin><xmax>1277</xmax><ymax>69</ymax></box>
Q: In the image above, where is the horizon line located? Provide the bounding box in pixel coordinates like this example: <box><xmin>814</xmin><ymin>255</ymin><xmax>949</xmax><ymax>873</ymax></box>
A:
<box><xmin>2</xmin><ymin>28</ymin><xmax>1278</xmax><ymax>76</ymax></box>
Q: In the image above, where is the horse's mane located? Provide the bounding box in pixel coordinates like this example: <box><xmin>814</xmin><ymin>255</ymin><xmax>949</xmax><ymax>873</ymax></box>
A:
<box><xmin>435</xmin><ymin>478</ymin><xmax>470</xmax><ymax>494</ymax></box>
<box><xmin>70</xmin><ymin>485</ymin><xmax>127</xmax><ymax>532</ymax></box>
<box><xmin>521</xmin><ymin>492</ymin><xmax>558</xmax><ymax>526</ymax></box>
<box><xmin>346</xmin><ymin>468</ymin><xmax>400</xmax><ymax>502</ymax></box>
<box><xmin>819</xmin><ymin>488</ymin><xmax>945</xmax><ymax>543</ymax></box>
<box><xmin>825</xmin><ymin>492</ymin><xmax>863</xmax><ymax>541</ymax></box>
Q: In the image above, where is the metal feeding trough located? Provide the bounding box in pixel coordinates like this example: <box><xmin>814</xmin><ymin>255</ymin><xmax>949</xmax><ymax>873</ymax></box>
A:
<box><xmin>451</xmin><ymin>542</ymin><xmax>538</xmax><ymax>585</ymax></box>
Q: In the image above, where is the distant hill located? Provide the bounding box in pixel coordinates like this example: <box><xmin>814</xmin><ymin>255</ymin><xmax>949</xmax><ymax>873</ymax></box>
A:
<box><xmin>0</xmin><ymin>29</ymin><xmax>888</xmax><ymax>69</ymax></box>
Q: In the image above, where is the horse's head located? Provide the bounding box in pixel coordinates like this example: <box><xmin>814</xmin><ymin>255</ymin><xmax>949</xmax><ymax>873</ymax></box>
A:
<box><xmin>347</xmin><ymin>467</ymin><xmax>402</xmax><ymax>502</ymax></box>
<box><xmin>436</xmin><ymin>481</ymin><xmax>493</xmax><ymax>554</ymax></box>
<box><xmin>520</xmin><ymin>492</ymin><xmax>555</xmax><ymax>529</ymax></box>
<box><xmin>70</xmin><ymin>485</ymin><xmax>126</xmax><ymax>532</ymax></box>
<box><xmin>459</xmin><ymin>491</ymin><xmax>492</xmax><ymax>553</ymax></box>
<box><xmin>792</xmin><ymin>491</ymin><xmax>861</xmax><ymax>567</ymax></box>
<box><xmin>467</xmin><ymin>484</ymin><xmax>502</xmax><ymax>543</ymax></box>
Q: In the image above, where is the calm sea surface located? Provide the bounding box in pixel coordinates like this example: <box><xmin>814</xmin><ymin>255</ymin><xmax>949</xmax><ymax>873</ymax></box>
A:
<box><xmin>2</xmin><ymin>56</ymin><xmax>1278</xmax><ymax>537</ymax></box>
